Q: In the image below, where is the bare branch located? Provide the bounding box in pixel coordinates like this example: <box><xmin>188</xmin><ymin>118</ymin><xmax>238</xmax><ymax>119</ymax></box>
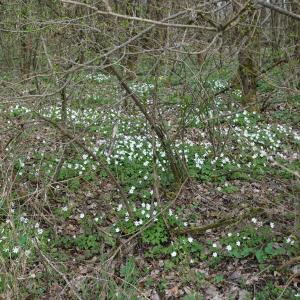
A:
<box><xmin>61</xmin><ymin>0</ymin><xmax>216</xmax><ymax>31</ymax></box>
<box><xmin>254</xmin><ymin>0</ymin><xmax>300</xmax><ymax>21</ymax></box>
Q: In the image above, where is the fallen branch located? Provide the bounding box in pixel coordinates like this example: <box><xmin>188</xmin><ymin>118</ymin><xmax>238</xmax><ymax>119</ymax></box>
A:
<box><xmin>277</xmin><ymin>271</ymin><xmax>300</xmax><ymax>299</ymax></box>
<box><xmin>270</xmin><ymin>159</ymin><xmax>300</xmax><ymax>179</ymax></box>
<box><xmin>174</xmin><ymin>207</ymin><xmax>264</xmax><ymax>235</ymax></box>
<box><xmin>278</xmin><ymin>256</ymin><xmax>300</xmax><ymax>271</ymax></box>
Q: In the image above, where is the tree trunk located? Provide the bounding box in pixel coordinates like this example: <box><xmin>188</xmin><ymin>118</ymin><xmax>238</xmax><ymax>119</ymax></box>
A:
<box><xmin>237</xmin><ymin>3</ymin><xmax>260</xmax><ymax>111</ymax></box>
<box><xmin>292</xmin><ymin>1</ymin><xmax>300</xmax><ymax>88</ymax></box>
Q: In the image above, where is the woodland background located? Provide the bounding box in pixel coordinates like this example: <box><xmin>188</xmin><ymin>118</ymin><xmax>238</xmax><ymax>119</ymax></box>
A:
<box><xmin>0</xmin><ymin>0</ymin><xmax>300</xmax><ymax>299</ymax></box>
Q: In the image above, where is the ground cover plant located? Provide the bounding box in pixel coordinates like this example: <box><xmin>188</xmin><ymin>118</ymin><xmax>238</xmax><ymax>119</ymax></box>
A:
<box><xmin>0</xmin><ymin>0</ymin><xmax>300</xmax><ymax>299</ymax></box>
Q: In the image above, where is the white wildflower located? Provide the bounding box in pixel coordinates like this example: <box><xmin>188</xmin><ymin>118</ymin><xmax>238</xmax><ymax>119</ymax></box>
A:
<box><xmin>171</xmin><ymin>251</ymin><xmax>177</xmax><ymax>257</ymax></box>
<box><xmin>129</xmin><ymin>186</ymin><xmax>135</xmax><ymax>194</ymax></box>
<box><xmin>226</xmin><ymin>245</ymin><xmax>232</xmax><ymax>252</ymax></box>
<box><xmin>12</xmin><ymin>247</ymin><xmax>19</xmax><ymax>254</ymax></box>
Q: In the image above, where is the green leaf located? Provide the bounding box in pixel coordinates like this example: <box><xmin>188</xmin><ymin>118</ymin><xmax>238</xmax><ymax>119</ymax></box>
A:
<box><xmin>241</xmin><ymin>247</ymin><xmax>251</xmax><ymax>257</ymax></box>
<box><xmin>214</xmin><ymin>274</ymin><xmax>224</xmax><ymax>284</ymax></box>
<box><xmin>19</xmin><ymin>235</ymin><xmax>27</xmax><ymax>246</ymax></box>
<box><xmin>264</xmin><ymin>243</ymin><xmax>274</xmax><ymax>255</ymax></box>
<box><xmin>120</xmin><ymin>258</ymin><xmax>138</xmax><ymax>284</ymax></box>
<box><xmin>255</xmin><ymin>249</ymin><xmax>267</xmax><ymax>263</ymax></box>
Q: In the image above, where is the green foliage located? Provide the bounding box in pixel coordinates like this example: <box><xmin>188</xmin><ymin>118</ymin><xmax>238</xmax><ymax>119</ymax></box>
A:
<box><xmin>74</xmin><ymin>234</ymin><xmax>99</xmax><ymax>250</ymax></box>
<box><xmin>120</xmin><ymin>258</ymin><xmax>139</xmax><ymax>286</ymax></box>
<box><xmin>214</xmin><ymin>274</ymin><xmax>224</xmax><ymax>284</ymax></box>
<box><xmin>68</xmin><ymin>178</ymin><xmax>81</xmax><ymax>192</ymax></box>
<box><xmin>255</xmin><ymin>281</ymin><xmax>295</xmax><ymax>300</ymax></box>
<box><xmin>207</xmin><ymin>223</ymin><xmax>300</xmax><ymax>267</ymax></box>
<box><xmin>141</xmin><ymin>217</ymin><xmax>169</xmax><ymax>246</ymax></box>
<box><xmin>255</xmin><ymin>242</ymin><xmax>285</xmax><ymax>263</ymax></box>
<box><xmin>182</xmin><ymin>293</ymin><xmax>204</xmax><ymax>300</ymax></box>
<box><xmin>54</xmin><ymin>232</ymin><xmax>102</xmax><ymax>255</ymax></box>
<box><xmin>220</xmin><ymin>184</ymin><xmax>239</xmax><ymax>194</ymax></box>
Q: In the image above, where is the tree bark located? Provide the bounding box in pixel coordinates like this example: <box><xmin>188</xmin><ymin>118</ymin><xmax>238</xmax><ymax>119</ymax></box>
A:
<box><xmin>237</xmin><ymin>2</ymin><xmax>260</xmax><ymax>111</ymax></box>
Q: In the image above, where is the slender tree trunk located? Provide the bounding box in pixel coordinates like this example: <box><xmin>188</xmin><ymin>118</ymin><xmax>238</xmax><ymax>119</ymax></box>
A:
<box><xmin>20</xmin><ymin>30</ymin><xmax>33</xmax><ymax>79</ymax></box>
<box><xmin>292</xmin><ymin>1</ymin><xmax>300</xmax><ymax>88</ymax></box>
<box><xmin>108</xmin><ymin>62</ymin><xmax>188</xmax><ymax>184</ymax></box>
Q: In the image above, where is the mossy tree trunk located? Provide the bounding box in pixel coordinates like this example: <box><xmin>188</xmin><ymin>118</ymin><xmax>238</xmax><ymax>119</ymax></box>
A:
<box><xmin>237</xmin><ymin>3</ymin><xmax>260</xmax><ymax>111</ymax></box>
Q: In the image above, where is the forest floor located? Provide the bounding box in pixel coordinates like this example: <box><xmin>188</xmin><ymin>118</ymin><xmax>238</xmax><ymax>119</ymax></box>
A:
<box><xmin>0</xmin><ymin>72</ymin><xmax>300</xmax><ymax>299</ymax></box>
